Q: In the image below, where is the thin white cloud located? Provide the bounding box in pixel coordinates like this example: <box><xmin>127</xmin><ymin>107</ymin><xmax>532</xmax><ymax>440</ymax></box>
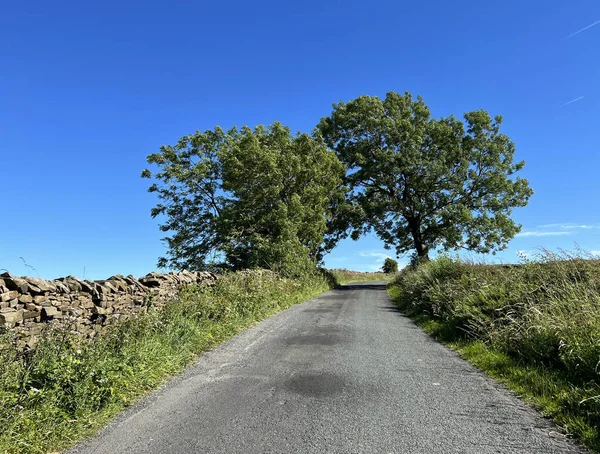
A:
<box><xmin>564</xmin><ymin>20</ymin><xmax>600</xmax><ymax>39</ymax></box>
<box><xmin>359</xmin><ymin>251</ymin><xmax>393</xmax><ymax>261</ymax></box>
<box><xmin>563</xmin><ymin>225</ymin><xmax>600</xmax><ymax>229</ymax></box>
<box><xmin>537</xmin><ymin>223</ymin><xmax>600</xmax><ymax>230</ymax></box>
<box><xmin>561</xmin><ymin>96</ymin><xmax>584</xmax><ymax>107</ymax></box>
<box><xmin>538</xmin><ymin>223</ymin><xmax>563</xmax><ymax>228</ymax></box>
<box><xmin>589</xmin><ymin>251</ymin><xmax>600</xmax><ymax>256</ymax></box>
<box><xmin>516</xmin><ymin>231</ymin><xmax>572</xmax><ymax>237</ymax></box>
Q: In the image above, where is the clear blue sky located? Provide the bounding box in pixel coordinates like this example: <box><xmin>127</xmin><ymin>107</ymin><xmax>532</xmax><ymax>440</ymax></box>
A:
<box><xmin>1</xmin><ymin>0</ymin><xmax>599</xmax><ymax>279</ymax></box>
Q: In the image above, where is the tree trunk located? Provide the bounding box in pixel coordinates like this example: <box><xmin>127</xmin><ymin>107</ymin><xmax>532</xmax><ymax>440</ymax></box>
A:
<box><xmin>408</xmin><ymin>217</ymin><xmax>430</xmax><ymax>262</ymax></box>
<box><xmin>414</xmin><ymin>241</ymin><xmax>430</xmax><ymax>261</ymax></box>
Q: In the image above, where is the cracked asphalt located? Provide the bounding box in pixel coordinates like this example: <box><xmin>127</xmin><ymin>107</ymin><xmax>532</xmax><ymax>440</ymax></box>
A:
<box><xmin>68</xmin><ymin>281</ymin><xmax>587</xmax><ymax>453</ymax></box>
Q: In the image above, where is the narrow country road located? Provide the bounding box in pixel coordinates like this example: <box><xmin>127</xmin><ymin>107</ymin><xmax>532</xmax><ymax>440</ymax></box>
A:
<box><xmin>69</xmin><ymin>282</ymin><xmax>586</xmax><ymax>453</ymax></box>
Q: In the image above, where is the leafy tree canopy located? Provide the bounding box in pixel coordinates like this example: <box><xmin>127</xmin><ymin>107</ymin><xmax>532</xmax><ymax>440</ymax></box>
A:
<box><xmin>381</xmin><ymin>257</ymin><xmax>399</xmax><ymax>274</ymax></box>
<box><xmin>318</xmin><ymin>91</ymin><xmax>533</xmax><ymax>260</ymax></box>
<box><xmin>142</xmin><ymin>122</ymin><xmax>346</xmax><ymax>276</ymax></box>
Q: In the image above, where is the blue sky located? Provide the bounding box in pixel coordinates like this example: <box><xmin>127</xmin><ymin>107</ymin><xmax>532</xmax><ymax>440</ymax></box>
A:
<box><xmin>1</xmin><ymin>0</ymin><xmax>599</xmax><ymax>279</ymax></box>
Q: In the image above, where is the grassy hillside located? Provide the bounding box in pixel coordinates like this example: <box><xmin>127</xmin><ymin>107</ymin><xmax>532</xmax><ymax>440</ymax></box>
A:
<box><xmin>0</xmin><ymin>268</ymin><xmax>385</xmax><ymax>454</ymax></box>
<box><xmin>388</xmin><ymin>252</ymin><xmax>600</xmax><ymax>452</ymax></box>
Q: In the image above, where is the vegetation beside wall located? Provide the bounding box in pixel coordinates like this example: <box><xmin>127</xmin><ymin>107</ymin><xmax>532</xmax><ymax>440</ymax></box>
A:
<box><xmin>0</xmin><ymin>268</ymin><xmax>384</xmax><ymax>454</ymax></box>
<box><xmin>387</xmin><ymin>252</ymin><xmax>600</xmax><ymax>452</ymax></box>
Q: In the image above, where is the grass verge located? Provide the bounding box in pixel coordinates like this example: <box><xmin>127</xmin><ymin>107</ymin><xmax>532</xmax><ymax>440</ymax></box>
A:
<box><xmin>387</xmin><ymin>253</ymin><xmax>600</xmax><ymax>453</ymax></box>
<box><xmin>0</xmin><ymin>268</ymin><xmax>385</xmax><ymax>454</ymax></box>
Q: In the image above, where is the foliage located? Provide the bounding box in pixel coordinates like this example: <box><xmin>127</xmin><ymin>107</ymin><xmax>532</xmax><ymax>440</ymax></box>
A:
<box><xmin>0</xmin><ymin>268</ymin><xmax>381</xmax><ymax>454</ymax></box>
<box><xmin>143</xmin><ymin>123</ymin><xmax>346</xmax><ymax>276</ymax></box>
<box><xmin>388</xmin><ymin>252</ymin><xmax>600</xmax><ymax>451</ymax></box>
<box><xmin>318</xmin><ymin>91</ymin><xmax>533</xmax><ymax>259</ymax></box>
<box><xmin>381</xmin><ymin>257</ymin><xmax>398</xmax><ymax>274</ymax></box>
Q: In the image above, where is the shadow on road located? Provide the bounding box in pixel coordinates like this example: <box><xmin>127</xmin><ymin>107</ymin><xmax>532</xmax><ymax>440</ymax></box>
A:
<box><xmin>379</xmin><ymin>305</ymin><xmax>406</xmax><ymax>314</ymax></box>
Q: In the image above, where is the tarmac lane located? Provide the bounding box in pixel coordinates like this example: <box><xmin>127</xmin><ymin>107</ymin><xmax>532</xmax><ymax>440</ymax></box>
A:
<box><xmin>68</xmin><ymin>281</ymin><xmax>587</xmax><ymax>454</ymax></box>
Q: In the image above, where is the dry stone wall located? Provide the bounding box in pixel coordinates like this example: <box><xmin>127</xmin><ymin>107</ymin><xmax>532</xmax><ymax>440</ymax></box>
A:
<box><xmin>0</xmin><ymin>270</ymin><xmax>216</xmax><ymax>349</ymax></box>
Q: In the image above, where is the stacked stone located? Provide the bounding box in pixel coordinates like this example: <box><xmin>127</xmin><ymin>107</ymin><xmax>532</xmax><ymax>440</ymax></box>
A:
<box><xmin>0</xmin><ymin>270</ymin><xmax>216</xmax><ymax>349</ymax></box>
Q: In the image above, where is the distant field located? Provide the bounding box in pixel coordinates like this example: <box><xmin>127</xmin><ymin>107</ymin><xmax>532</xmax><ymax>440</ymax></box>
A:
<box><xmin>388</xmin><ymin>252</ymin><xmax>600</xmax><ymax>453</ymax></box>
<box><xmin>328</xmin><ymin>268</ymin><xmax>388</xmax><ymax>283</ymax></box>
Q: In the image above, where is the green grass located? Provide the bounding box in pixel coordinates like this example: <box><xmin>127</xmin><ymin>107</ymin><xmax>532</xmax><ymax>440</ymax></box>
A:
<box><xmin>387</xmin><ymin>253</ymin><xmax>600</xmax><ymax>453</ymax></box>
<box><xmin>0</xmin><ymin>268</ymin><xmax>384</xmax><ymax>454</ymax></box>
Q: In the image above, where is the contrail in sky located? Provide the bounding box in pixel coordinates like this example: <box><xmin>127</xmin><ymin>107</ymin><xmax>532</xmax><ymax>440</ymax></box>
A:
<box><xmin>561</xmin><ymin>96</ymin><xmax>584</xmax><ymax>107</ymax></box>
<box><xmin>564</xmin><ymin>20</ymin><xmax>600</xmax><ymax>39</ymax></box>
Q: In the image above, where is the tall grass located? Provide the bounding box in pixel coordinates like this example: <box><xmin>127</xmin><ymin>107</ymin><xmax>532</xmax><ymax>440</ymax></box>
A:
<box><xmin>0</xmin><ymin>268</ymin><xmax>383</xmax><ymax>454</ymax></box>
<box><xmin>388</xmin><ymin>251</ymin><xmax>600</xmax><ymax>452</ymax></box>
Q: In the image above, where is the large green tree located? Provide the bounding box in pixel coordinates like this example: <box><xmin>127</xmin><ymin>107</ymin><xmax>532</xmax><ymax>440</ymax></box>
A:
<box><xmin>381</xmin><ymin>257</ymin><xmax>399</xmax><ymax>274</ymax></box>
<box><xmin>142</xmin><ymin>122</ymin><xmax>346</xmax><ymax>275</ymax></box>
<box><xmin>318</xmin><ymin>91</ymin><xmax>533</xmax><ymax>260</ymax></box>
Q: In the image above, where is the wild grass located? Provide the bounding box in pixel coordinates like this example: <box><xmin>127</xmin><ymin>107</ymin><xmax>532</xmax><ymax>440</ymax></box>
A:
<box><xmin>0</xmin><ymin>268</ymin><xmax>382</xmax><ymax>454</ymax></box>
<box><xmin>388</xmin><ymin>251</ymin><xmax>600</xmax><ymax>452</ymax></box>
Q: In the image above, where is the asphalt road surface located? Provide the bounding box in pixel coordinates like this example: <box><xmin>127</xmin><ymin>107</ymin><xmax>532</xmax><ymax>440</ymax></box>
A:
<box><xmin>69</xmin><ymin>281</ymin><xmax>586</xmax><ymax>453</ymax></box>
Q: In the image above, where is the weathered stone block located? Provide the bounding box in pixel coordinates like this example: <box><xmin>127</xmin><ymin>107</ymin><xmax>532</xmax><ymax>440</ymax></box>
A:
<box><xmin>53</xmin><ymin>281</ymin><xmax>70</xmax><ymax>294</ymax></box>
<box><xmin>33</xmin><ymin>295</ymin><xmax>47</xmax><ymax>304</ymax></box>
<box><xmin>59</xmin><ymin>276</ymin><xmax>82</xmax><ymax>292</ymax></box>
<box><xmin>107</xmin><ymin>278</ymin><xmax>127</xmax><ymax>292</ymax></box>
<box><xmin>24</xmin><ymin>277</ymin><xmax>56</xmax><ymax>293</ymax></box>
<box><xmin>124</xmin><ymin>275</ymin><xmax>140</xmax><ymax>286</ymax></box>
<box><xmin>107</xmin><ymin>274</ymin><xmax>126</xmax><ymax>281</ymax></box>
<box><xmin>139</xmin><ymin>273</ymin><xmax>162</xmax><ymax>287</ymax></box>
<box><xmin>104</xmin><ymin>281</ymin><xmax>119</xmax><ymax>293</ymax></box>
<box><xmin>0</xmin><ymin>273</ymin><xmax>30</xmax><ymax>293</ymax></box>
<box><xmin>1</xmin><ymin>310</ymin><xmax>24</xmax><ymax>326</ymax></box>
<box><xmin>23</xmin><ymin>283</ymin><xmax>42</xmax><ymax>295</ymax></box>
<box><xmin>41</xmin><ymin>306</ymin><xmax>60</xmax><ymax>319</ymax></box>
<box><xmin>1</xmin><ymin>291</ymin><xmax>19</xmax><ymax>302</ymax></box>
<box><xmin>23</xmin><ymin>310</ymin><xmax>38</xmax><ymax>320</ymax></box>
<box><xmin>79</xmin><ymin>280</ymin><xmax>95</xmax><ymax>293</ymax></box>
<box><xmin>19</xmin><ymin>294</ymin><xmax>33</xmax><ymax>304</ymax></box>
